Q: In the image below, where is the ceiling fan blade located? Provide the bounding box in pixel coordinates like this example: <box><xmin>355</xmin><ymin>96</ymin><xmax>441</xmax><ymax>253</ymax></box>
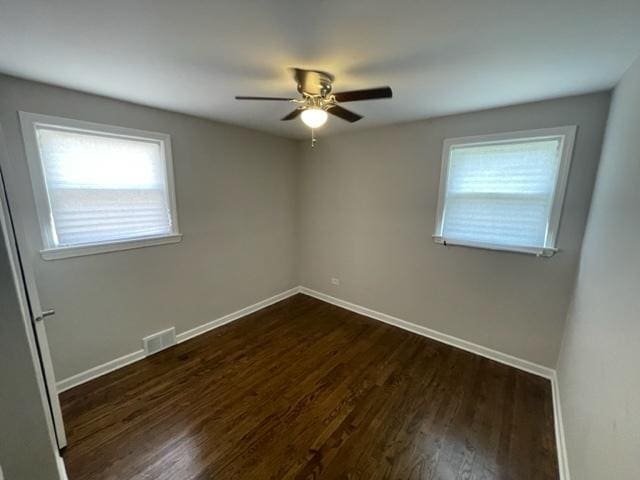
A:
<box><xmin>235</xmin><ymin>96</ymin><xmax>293</xmax><ymax>101</ymax></box>
<box><xmin>327</xmin><ymin>105</ymin><xmax>363</xmax><ymax>123</ymax></box>
<box><xmin>281</xmin><ymin>109</ymin><xmax>303</xmax><ymax>121</ymax></box>
<box><xmin>333</xmin><ymin>87</ymin><xmax>392</xmax><ymax>103</ymax></box>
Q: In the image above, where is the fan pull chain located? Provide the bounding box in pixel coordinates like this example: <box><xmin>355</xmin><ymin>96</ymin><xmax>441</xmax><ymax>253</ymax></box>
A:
<box><xmin>311</xmin><ymin>128</ymin><xmax>317</xmax><ymax>147</ymax></box>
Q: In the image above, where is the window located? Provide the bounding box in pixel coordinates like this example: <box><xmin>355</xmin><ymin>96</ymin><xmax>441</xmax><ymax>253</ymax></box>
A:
<box><xmin>433</xmin><ymin>127</ymin><xmax>576</xmax><ymax>256</ymax></box>
<box><xmin>20</xmin><ymin>112</ymin><xmax>181</xmax><ymax>260</ymax></box>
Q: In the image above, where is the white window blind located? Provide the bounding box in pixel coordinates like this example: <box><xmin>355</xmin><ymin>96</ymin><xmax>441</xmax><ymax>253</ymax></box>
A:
<box><xmin>434</xmin><ymin>127</ymin><xmax>576</xmax><ymax>256</ymax></box>
<box><xmin>20</xmin><ymin>113</ymin><xmax>181</xmax><ymax>259</ymax></box>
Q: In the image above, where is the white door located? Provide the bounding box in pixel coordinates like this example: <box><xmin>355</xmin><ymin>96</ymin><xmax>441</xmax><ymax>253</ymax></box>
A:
<box><xmin>29</xmin><ymin>302</ymin><xmax>68</xmax><ymax>449</ymax></box>
<box><xmin>0</xmin><ymin>126</ymin><xmax>67</xmax><ymax>449</ymax></box>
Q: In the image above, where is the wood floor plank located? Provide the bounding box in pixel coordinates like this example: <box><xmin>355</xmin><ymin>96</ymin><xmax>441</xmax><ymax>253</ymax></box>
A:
<box><xmin>60</xmin><ymin>294</ymin><xmax>559</xmax><ymax>480</ymax></box>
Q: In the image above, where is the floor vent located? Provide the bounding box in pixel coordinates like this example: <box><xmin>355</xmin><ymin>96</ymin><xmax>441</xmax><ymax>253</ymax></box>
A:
<box><xmin>143</xmin><ymin>327</ymin><xmax>176</xmax><ymax>356</ymax></box>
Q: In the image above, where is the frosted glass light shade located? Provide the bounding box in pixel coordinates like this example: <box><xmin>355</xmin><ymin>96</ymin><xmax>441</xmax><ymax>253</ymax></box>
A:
<box><xmin>301</xmin><ymin>108</ymin><xmax>328</xmax><ymax>128</ymax></box>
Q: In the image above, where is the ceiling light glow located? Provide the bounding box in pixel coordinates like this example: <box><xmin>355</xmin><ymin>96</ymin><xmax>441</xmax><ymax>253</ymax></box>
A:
<box><xmin>301</xmin><ymin>108</ymin><xmax>328</xmax><ymax>128</ymax></box>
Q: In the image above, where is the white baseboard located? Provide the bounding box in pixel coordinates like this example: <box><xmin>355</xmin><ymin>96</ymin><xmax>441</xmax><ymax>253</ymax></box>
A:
<box><xmin>175</xmin><ymin>287</ymin><xmax>300</xmax><ymax>344</ymax></box>
<box><xmin>57</xmin><ymin>454</ymin><xmax>68</xmax><ymax>480</ymax></box>
<box><xmin>56</xmin><ymin>287</ymin><xmax>301</xmax><ymax>393</ymax></box>
<box><xmin>298</xmin><ymin>287</ymin><xmax>554</xmax><ymax>379</ymax></box>
<box><xmin>56</xmin><ymin>349</ymin><xmax>146</xmax><ymax>393</ymax></box>
<box><xmin>551</xmin><ymin>372</ymin><xmax>571</xmax><ymax>480</ymax></box>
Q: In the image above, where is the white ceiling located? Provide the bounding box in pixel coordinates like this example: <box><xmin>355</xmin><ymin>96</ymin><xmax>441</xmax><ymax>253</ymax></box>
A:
<box><xmin>1</xmin><ymin>0</ymin><xmax>639</xmax><ymax>139</ymax></box>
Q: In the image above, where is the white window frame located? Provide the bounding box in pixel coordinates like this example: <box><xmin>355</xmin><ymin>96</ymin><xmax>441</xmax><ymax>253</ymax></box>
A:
<box><xmin>433</xmin><ymin>126</ymin><xmax>577</xmax><ymax>257</ymax></box>
<box><xmin>19</xmin><ymin>112</ymin><xmax>182</xmax><ymax>260</ymax></box>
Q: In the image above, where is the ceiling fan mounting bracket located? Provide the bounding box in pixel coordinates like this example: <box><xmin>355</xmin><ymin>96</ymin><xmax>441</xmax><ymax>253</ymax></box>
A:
<box><xmin>296</xmin><ymin>69</ymin><xmax>334</xmax><ymax>97</ymax></box>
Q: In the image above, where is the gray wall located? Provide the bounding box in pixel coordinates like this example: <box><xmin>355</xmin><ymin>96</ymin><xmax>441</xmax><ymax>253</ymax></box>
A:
<box><xmin>298</xmin><ymin>93</ymin><xmax>610</xmax><ymax>367</ymax></box>
<box><xmin>0</xmin><ymin>72</ymin><xmax>613</xmax><ymax>386</ymax></box>
<box><xmin>0</xmin><ymin>167</ymin><xmax>60</xmax><ymax>479</ymax></box>
<box><xmin>0</xmin><ymin>74</ymin><xmax>299</xmax><ymax>381</ymax></box>
<box><xmin>556</xmin><ymin>57</ymin><xmax>640</xmax><ymax>479</ymax></box>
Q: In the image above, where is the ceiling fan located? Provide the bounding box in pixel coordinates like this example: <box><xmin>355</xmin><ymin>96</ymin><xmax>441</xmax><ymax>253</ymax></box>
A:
<box><xmin>235</xmin><ymin>68</ymin><xmax>392</xmax><ymax>144</ymax></box>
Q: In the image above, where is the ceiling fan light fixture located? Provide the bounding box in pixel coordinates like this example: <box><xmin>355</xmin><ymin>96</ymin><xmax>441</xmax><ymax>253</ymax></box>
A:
<box><xmin>301</xmin><ymin>108</ymin><xmax>328</xmax><ymax>128</ymax></box>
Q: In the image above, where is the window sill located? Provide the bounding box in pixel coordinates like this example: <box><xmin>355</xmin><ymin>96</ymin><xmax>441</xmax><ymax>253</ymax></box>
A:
<box><xmin>432</xmin><ymin>235</ymin><xmax>557</xmax><ymax>257</ymax></box>
<box><xmin>40</xmin><ymin>233</ymin><xmax>183</xmax><ymax>260</ymax></box>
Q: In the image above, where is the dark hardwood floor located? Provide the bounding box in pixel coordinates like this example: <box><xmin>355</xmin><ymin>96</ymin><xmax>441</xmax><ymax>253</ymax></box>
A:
<box><xmin>61</xmin><ymin>294</ymin><xmax>558</xmax><ymax>480</ymax></box>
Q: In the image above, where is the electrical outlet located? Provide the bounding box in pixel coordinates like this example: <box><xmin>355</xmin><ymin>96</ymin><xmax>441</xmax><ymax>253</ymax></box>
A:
<box><xmin>331</xmin><ymin>277</ymin><xmax>340</xmax><ymax>286</ymax></box>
